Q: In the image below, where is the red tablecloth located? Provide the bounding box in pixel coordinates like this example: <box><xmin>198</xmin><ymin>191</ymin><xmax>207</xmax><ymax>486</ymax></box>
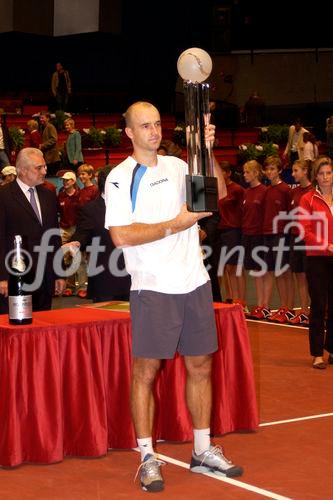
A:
<box><xmin>0</xmin><ymin>303</ymin><xmax>258</xmax><ymax>467</ymax></box>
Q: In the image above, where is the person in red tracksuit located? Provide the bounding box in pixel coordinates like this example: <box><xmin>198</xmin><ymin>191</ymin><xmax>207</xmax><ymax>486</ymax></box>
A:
<box><xmin>75</xmin><ymin>164</ymin><xmax>99</xmax><ymax>298</ymax></box>
<box><xmin>299</xmin><ymin>156</ymin><xmax>333</xmax><ymax>369</ymax></box>
<box><xmin>241</xmin><ymin>160</ymin><xmax>268</xmax><ymax>319</ymax></box>
<box><xmin>217</xmin><ymin>161</ymin><xmax>246</xmax><ymax>308</ymax></box>
<box><xmin>288</xmin><ymin>160</ymin><xmax>314</xmax><ymax>326</ymax></box>
<box><xmin>57</xmin><ymin>171</ymin><xmax>81</xmax><ymax>296</ymax></box>
<box><xmin>261</xmin><ymin>155</ymin><xmax>293</xmax><ymax>323</ymax></box>
<box><xmin>77</xmin><ymin>163</ymin><xmax>99</xmax><ymax>206</ymax></box>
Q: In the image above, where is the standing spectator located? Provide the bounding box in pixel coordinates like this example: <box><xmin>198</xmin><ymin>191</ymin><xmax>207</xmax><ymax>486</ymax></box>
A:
<box><xmin>63</xmin><ymin>118</ymin><xmax>83</xmax><ymax>171</ymax></box>
<box><xmin>288</xmin><ymin>160</ymin><xmax>313</xmax><ymax>326</ymax></box>
<box><xmin>325</xmin><ymin>116</ymin><xmax>333</xmax><ymax>159</ymax></box>
<box><xmin>0</xmin><ymin>113</ymin><xmax>13</xmax><ymax>169</ymax></box>
<box><xmin>199</xmin><ymin>212</ymin><xmax>223</xmax><ymax>302</ymax></box>
<box><xmin>1</xmin><ymin>165</ymin><xmax>17</xmax><ymax>186</ymax></box>
<box><xmin>57</xmin><ymin>171</ymin><xmax>83</xmax><ymax>297</ymax></box>
<box><xmin>75</xmin><ymin>164</ymin><xmax>99</xmax><ymax>298</ymax></box>
<box><xmin>262</xmin><ymin>156</ymin><xmax>294</xmax><ymax>323</ymax></box>
<box><xmin>241</xmin><ymin>160</ymin><xmax>268</xmax><ymax>319</ymax></box>
<box><xmin>303</xmin><ymin>132</ymin><xmax>319</xmax><ymax>163</ymax></box>
<box><xmin>51</xmin><ymin>62</ymin><xmax>71</xmax><ymax>111</ymax></box>
<box><xmin>27</xmin><ymin>119</ymin><xmax>42</xmax><ymax>149</ymax></box>
<box><xmin>283</xmin><ymin>118</ymin><xmax>309</xmax><ymax>166</ymax></box>
<box><xmin>77</xmin><ymin>164</ymin><xmax>99</xmax><ymax>206</ymax></box>
<box><xmin>0</xmin><ymin>148</ymin><xmax>65</xmax><ymax>314</ymax></box>
<box><xmin>39</xmin><ymin>111</ymin><xmax>61</xmax><ymax>177</ymax></box>
<box><xmin>243</xmin><ymin>90</ymin><xmax>266</xmax><ymax>127</ymax></box>
<box><xmin>68</xmin><ymin>167</ymin><xmax>131</xmax><ymax>302</ymax></box>
<box><xmin>299</xmin><ymin>157</ymin><xmax>333</xmax><ymax>368</ymax></box>
<box><xmin>218</xmin><ymin>161</ymin><xmax>246</xmax><ymax>308</ymax></box>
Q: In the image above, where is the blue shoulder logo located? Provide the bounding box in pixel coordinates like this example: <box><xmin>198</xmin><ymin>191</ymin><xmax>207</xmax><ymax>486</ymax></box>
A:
<box><xmin>110</xmin><ymin>181</ymin><xmax>119</xmax><ymax>188</ymax></box>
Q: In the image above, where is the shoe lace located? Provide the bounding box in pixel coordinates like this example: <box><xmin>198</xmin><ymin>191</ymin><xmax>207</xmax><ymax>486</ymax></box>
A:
<box><xmin>201</xmin><ymin>445</ymin><xmax>232</xmax><ymax>466</ymax></box>
<box><xmin>134</xmin><ymin>456</ymin><xmax>166</xmax><ymax>483</ymax></box>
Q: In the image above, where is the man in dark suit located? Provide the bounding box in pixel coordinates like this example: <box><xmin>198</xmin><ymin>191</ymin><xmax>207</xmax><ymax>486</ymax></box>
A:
<box><xmin>68</xmin><ymin>167</ymin><xmax>131</xmax><ymax>302</ymax></box>
<box><xmin>0</xmin><ymin>147</ymin><xmax>65</xmax><ymax>314</ymax></box>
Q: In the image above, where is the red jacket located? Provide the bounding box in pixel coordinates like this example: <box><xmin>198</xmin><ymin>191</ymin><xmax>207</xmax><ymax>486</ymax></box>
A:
<box><xmin>299</xmin><ymin>190</ymin><xmax>333</xmax><ymax>256</ymax></box>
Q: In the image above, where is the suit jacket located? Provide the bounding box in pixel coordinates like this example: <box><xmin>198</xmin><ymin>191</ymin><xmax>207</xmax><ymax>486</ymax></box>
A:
<box><xmin>71</xmin><ymin>196</ymin><xmax>131</xmax><ymax>302</ymax></box>
<box><xmin>40</xmin><ymin>123</ymin><xmax>60</xmax><ymax>164</ymax></box>
<box><xmin>0</xmin><ymin>180</ymin><xmax>62</xmax><ymax>311</ymax></box>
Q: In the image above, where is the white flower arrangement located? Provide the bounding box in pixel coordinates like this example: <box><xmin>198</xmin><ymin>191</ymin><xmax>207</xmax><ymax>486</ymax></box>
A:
<box><xmin>238</xmin><ymin>141</ymin><xmax>281</xmax><ymax>162</ymax></box>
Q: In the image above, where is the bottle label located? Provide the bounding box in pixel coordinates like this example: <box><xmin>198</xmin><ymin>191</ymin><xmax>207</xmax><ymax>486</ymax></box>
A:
<box><xmin>8</xmin><ymin>295</ymin><xmax>32</xmax><ymax>320</ymax></box>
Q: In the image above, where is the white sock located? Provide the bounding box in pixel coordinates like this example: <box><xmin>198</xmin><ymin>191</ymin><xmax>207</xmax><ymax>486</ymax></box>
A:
<box><xmin>137</xmin><ymin>437</ymin><xmax>154</xmax><ymax>461</ymax></box>
<box><xmin>193</xmin><ymin>428</ymin><xmax>211</xmax><ymax>456</ymax></box>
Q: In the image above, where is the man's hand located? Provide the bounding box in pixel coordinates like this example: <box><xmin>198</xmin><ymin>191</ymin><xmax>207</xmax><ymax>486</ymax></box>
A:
<box><xmin>204</xmin><ymin>123</ymin><xmax>216</xmax><ymax>146</ymax></box>
<box><xmin>61</xmin><ymin>241</ymin><xmax>81</xmax><ymax>256</ymax></box>
<box><xmin>54</xmin><ymin>279</ymin><xmax>66</xmax><ymax>296</ymax></box>
<box><xmin>0</xmin><ymin>280</ymin><xmax>8</xmax><ymax>298</ymax></box>
<box><xmin>172</xmin><ymin>203</ymin><xmax>212</xmax><ymax>234</ymax></box>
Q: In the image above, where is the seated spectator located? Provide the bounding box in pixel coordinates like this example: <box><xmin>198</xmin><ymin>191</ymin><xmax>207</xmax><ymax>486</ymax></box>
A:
<box><xmin>157</xmin><ymin>139</ymin><xmax>182</xmax><ymax>158</ymax></box>
<box><xmin>42</xmin><ymin>179</ymin><xmax>57</xmax><ymax>192</ymax></box>
<box><xmin>0</xmin><ymin>165</ymin><xmax>16</xmax><ymax>185</ymax></box>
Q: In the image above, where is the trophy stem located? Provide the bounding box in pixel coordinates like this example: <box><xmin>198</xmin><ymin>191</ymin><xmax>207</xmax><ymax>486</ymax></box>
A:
<box><xmin>183</xmin><ymin>81</ymin><xmax>218</xmax><ymax>212</ymax></box>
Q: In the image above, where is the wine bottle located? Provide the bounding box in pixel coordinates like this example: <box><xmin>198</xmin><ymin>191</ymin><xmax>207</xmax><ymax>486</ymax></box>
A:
<box><xmin>8</xmin><ymin>235</ymin><xmax>32</xmax><ymax>325</ymax></box>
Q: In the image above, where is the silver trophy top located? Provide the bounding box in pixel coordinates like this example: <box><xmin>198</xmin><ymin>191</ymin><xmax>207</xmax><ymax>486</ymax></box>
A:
<box><xmin>177</xmin><ymin>48</ymin><xmax>214</xmax><ymax>177</ymax></box>
<box><xmin>177</xmin><ymin>47</ymin><xmax>212</xmax><ymax>84</ymax></box>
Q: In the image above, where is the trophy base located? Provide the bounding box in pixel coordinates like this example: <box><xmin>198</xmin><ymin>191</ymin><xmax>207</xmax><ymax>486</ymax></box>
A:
<box><xmin>186</xmin><ymin>175</ymin><xmax>218</xmax><ymax>212</ymax></box>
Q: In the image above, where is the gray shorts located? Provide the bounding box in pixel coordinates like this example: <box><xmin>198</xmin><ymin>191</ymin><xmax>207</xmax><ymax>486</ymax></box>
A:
<box><xmin>130</xmin><ymin>282</ymin><xmax>218</xmax><ymax>359</ymax></box>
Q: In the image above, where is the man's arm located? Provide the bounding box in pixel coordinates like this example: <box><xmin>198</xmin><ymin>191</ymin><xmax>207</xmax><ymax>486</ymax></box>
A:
<box><xmin>212</xmin><ymin>153</ymin><xmax>227</xmax><ymax>200</ymax></box>
<box><xmin>204</xmin><ymin>124</ymin><xmax>227</xmax><ymax>200</ymax></box>
<box><xmin>109</xmin><ymin>203</ymin><xmax>212</xmax><ymax>248</ymax></box>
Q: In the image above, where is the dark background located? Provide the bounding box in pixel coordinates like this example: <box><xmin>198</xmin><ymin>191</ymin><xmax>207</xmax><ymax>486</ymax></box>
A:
<box><xmin>0</xmin><ymin>0</ymin><xmax>330</xmax><ymax>113</ymax></box>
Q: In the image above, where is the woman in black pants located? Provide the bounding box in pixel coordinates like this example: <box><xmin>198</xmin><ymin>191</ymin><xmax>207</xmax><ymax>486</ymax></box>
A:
<box><xmin>299</xmin><ymin>157</ymin><xmax>333</xmax><ymax>369</ymax></box>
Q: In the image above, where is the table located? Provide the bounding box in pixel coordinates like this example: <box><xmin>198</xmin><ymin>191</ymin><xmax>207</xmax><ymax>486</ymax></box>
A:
<box><xmin>0</xmin><ymin>303</ymin><xmax>258</xmax><ymax>467</ymax></box>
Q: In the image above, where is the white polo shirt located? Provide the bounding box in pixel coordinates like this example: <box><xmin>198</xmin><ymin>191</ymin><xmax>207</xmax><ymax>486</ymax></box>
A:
<box><xmin>105</xmin><ymin>155</ymin><xmax>209</xmax><ymax>294</ymax></box>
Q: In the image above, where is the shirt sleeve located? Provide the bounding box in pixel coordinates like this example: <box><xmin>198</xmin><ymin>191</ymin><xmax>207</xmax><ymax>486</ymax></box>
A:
<box><xmin>104</xmin><ymin>168</ymin><xmax>134</xmax><ymax>228</ymax></box>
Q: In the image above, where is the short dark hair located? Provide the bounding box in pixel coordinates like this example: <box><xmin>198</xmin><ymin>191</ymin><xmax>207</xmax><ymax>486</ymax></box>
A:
<box><xmin>97</xmin><ymin>165</ymin><xmax>113</xmax><ymax>193</ymax></box>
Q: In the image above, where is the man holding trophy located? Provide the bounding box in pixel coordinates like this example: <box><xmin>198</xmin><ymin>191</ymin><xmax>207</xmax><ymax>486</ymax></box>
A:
<box><xmin>105</xmin><ymin>49</ymin><xmax>241</xmax><ymax>493</ymax></box>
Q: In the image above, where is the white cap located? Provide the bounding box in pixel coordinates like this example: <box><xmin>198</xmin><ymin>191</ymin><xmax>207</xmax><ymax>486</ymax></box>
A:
<box><xmin>61</xmin><ymin>171</ymin><xmax>76</xmax><ymax>181</ymax></box>
<box><xmin>1</xmin><ymin>166</ymin><xmax>17</xmax><ymax>176</ymax></box>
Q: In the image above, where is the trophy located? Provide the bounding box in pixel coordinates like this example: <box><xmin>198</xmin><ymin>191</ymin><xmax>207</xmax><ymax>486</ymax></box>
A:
<box><xmin>177</xmin><ymin>47</ymin><xmax>218</xmax><ymax>212</ymax></box>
